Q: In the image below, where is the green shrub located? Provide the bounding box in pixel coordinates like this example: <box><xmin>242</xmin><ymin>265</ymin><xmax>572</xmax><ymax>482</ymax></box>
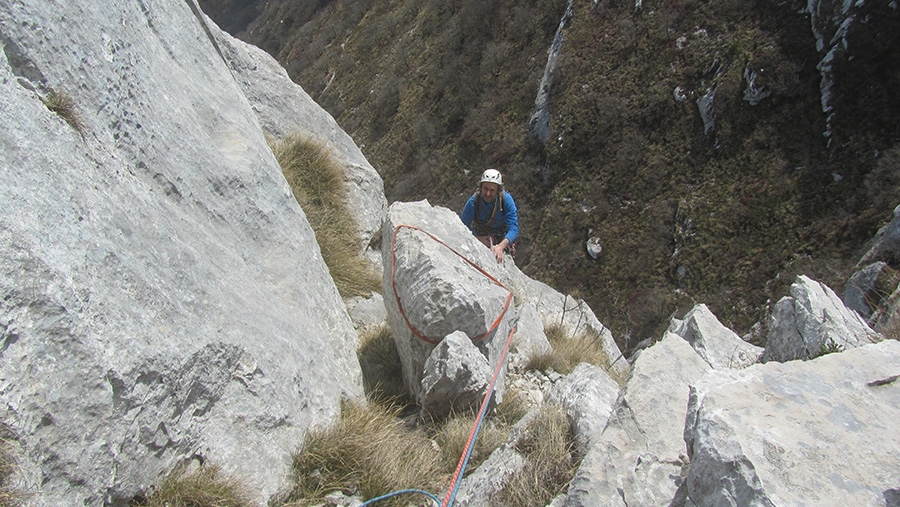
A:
<box><xmin>270</xmin><ymin>135</ymin><xmax>380</xmax><ymax>298</ymax></box>
<box><xmin>40</xmin><ymin>88</ymin><xmax>85</xmax><ymax>134</ymax></box>
<box><xmin>135</xmin><ymin>463</ymin><xmax>253</xmax><ymax>507</ymax></box>
<box><xmin>287</xmin><ymin>402</ymin><xmax>446</xmax><ymax>506</ymax></box>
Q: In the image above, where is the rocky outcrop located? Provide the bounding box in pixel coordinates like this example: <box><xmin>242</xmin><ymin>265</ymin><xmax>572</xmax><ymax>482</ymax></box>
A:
<box><xmin>529</xmin><ymin>0</ymin><xmax>574</xmax><ymax>146</ymax></box>
<box><xmin>420</xmin><ymin>331</ymin><xmax>493</xmax><ymax>419</ymax></box>
<box><xmin>563</xmin><ymin>333</ymin><xmax>711</xmax><ymax>507</ymax></box>
<box><xmin>684</xmin><ymin>340</ymin><xmax>900</xmax><ymax>506</ymax></box>
<box><xmin>381</xmin><ymin>201</ymin><xmax>516</xmax><ymax>411</ymax></box>
<box><xmin>547</xmin><ymin>363</ymin><xmax>619</xmax><ymax>454</ymax></box>
<box><xmin>0</xmin><ymin>1</ymin><xmax>364</xmax><ymax>504</ymax></box>
<box><xmin>382</xmin><ymin>200</ymin><xmax>626</xmax><ymax>416</ymax></box>
<box><xmin>668</xmin><ymin>304</ymin><xmax>763</xmax><ymax>369</ymax></box>
<box><xmin>763</xmin><ymin>275</ymin><xmax>881</xmax><ymax>362</ymax></box>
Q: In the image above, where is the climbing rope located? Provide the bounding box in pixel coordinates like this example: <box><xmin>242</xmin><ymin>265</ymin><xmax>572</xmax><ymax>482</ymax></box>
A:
<box><xmin>359</xmin><ymin>225</ymin><xmax>518</xmax><ymax>507</ymax></box>
<box><xmin>440</xmin><ymin>322</ymin><xmax>516</xmax><ymax>507</ymax></box>
<box><xmin>390</xmin><ymin>224</ymin><xmax>513</xmax><ymax>345</ymax></box>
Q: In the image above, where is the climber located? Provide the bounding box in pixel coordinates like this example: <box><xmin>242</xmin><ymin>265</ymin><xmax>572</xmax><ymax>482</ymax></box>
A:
<box><xmin>460</xmin><ymin>168</ymin><xmax>519</xmax><ymax>263</ymax></box>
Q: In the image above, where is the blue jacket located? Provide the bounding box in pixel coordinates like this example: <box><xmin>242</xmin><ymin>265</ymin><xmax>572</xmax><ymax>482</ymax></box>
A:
<box><xmin>461</xmin><ymin>190</ymin><xmax>519</xmax><ymax>244</ymax></box>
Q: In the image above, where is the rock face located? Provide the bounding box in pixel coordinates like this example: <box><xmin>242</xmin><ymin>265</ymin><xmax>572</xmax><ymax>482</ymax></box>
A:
<box><xmin>763</xmin><ymin>275</ymin><xmax>881</xmax><ymax>362</ymax></box>
<box><xmin>684</xmin><ymin>340</ymin><xmax>900</xmax><ymax>506</ymax></box>
<box><xmin>668</xmin><ymin>304</ymin><xmax>763</xmax><ymax>369</ymax></box>
<box><xmin>213</xmin><ymin>29</ymin><xmax>387</xmax><ymax>253</ymax></box>
<box><xmin>563</xmin><ymin>333</ymin><xmax>711</xmax><ymax>507</ymax></box>
<box><xmin>0</xmin><ymin>1</ymin><xmax>364</xmax><ymax>505</ymax></box>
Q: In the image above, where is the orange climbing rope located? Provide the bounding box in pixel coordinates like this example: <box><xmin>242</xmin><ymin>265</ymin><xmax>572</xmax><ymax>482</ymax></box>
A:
<box><xmin>390</xmin><ymin>224</ymin><xmax>514</xmax><ymax>345</ymax></box>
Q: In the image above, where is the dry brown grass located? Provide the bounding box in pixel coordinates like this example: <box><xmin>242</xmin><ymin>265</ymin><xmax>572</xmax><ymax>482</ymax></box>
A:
<box><xmin>0</xmin><ymin>425</ymin><xmax>25</xmax><ymax>507</ymax></box>
<box><xmin>135</xmin><ymin>463</ymin><xmax>253</xmax><ymax>507</ymax></box>
<box><xmin>491</xmin><ymin>403</ymin><xmax>578</xmax><ymax>506</ymax></box>
<box><xmin>286</xmin><ymin>402</ymin><xmax>446</xmax><ymax>506</ymax></box>
<box><xmin>270</xmin><ymin>134</ymin><xmax>381</xmax><ymax>298</ymax></box>
<box><xmin>434</xmin><ymin>413</ymin><xmax>509</xmax><ymax>476</ymax></box>
<box><xmin>527</xmin><ymin>322</ymin><xmax>628</xmax><ymax>384</ymax></box>
<box><xmin>40</xmin><ymin>88</ymin><xmax>85</xmax><ymax>134</ymax></box>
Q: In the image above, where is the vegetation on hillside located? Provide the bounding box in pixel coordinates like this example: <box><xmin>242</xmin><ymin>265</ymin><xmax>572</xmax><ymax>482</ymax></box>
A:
<box><xmin>205</xmin><ymin>0</ymin><xmax>900</xmax><ymax>348</ymax></box>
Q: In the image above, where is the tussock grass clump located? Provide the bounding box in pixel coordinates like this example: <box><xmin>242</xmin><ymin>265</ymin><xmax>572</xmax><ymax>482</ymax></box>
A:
<box><xmin>527</xmin><ymin>323</ymin><xmax>628</xmax><ymax>384</ymax></box>
<box><xmin>435</xmin><ymin>413</ymin><xmax>509</xmax><ymax>476</ymax></box>
<box><xmin>492</xmin><ymin>388</ymin><xmax>532</xmax><ymax>427</ymax></box>
<box><xmin>356</xmin><ymin>325</ymin><xmax>409</xmax><ymax>406</ymax></box>
<box><xmin>40</xmin><ymin>88</ymin><xmax>85</xmax><ymax>134</ymax></box>
<box><xmin>0</xmin><ymin>425</ymin><xmax>26</xmax><ymax>507</ymax></box>
<box><xmin>492</xmin><ymin>404</ymin><xmax>578</xmax><ymax>506</ymax></box>
<box><xmin>270</xmin><ymin>135</ymin><xmax>380</xmax><ymax>298</ymax></box>
<box><xmin>287</xmin><ymin>402</ymin><xmax>446</xmax><ymax>506</ymax></box>
<box><xmin>135</xmin><ymin>463</ymin><xmax>253</xmax><ymax>507</ymax></box>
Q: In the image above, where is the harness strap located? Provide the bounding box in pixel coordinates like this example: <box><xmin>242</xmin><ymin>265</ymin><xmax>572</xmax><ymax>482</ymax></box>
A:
<box><xmin>472</xmin><ymin>189</ymin><xmax>504</xmax><ymax>237</ymax></box>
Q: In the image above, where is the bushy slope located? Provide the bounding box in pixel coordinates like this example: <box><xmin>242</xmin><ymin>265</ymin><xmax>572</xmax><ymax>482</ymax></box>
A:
<box><xmin>201</xmin><ymin>0</ymin><xmax>900</xmax><ymax>348</ymax></box>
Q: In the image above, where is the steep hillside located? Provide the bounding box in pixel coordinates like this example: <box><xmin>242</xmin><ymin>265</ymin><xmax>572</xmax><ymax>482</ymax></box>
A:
<box><xmin>201</xmin><ymin>0</ymin><xmax>900</xmax><ymax>347</ymax></box>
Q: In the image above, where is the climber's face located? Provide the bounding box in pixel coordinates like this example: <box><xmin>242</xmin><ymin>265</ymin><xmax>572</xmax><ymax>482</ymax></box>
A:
<box><xmin>480</xmin><ymin>182</ymin><xmax>499</xmax><ymax>203</ymax></box>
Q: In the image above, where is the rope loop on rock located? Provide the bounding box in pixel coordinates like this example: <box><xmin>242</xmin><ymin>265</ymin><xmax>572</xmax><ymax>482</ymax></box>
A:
<box><xmin>390</xmin><ymin>224</ymin><xmax>513</xmax><ymax>345</ymax></box>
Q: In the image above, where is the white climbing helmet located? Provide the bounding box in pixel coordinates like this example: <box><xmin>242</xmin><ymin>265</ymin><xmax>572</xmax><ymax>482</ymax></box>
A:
<box><xmin>480</xmin><ymin>168</ymin><xmax>502</xmax><ymax>186</ymax></box>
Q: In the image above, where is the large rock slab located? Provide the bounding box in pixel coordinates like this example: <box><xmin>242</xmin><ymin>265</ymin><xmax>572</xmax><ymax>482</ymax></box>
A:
<box><xmin>563</xmin><ymin>333</ymin><xmax>711</xmax><ymax>507</ymax></box>
<box><xmin>684</xmin><ymin>340</ymin><xmax>900</xmax><ymax>507</ymax></box>
<box><xmin>763</xmin><ymin>275</ymin><xmax>881</xmax><ymax>362</ymax></box>
<box><xmin>0</xmin><ymin>1</ymin><xmax>362</xmax><ymax>505</ymax></box>
<box><xmin>213</xmin><ymin>25</ymin><xmax>387</xmax><ymax>255</ymax></box>
<box><xmin>382</xmin><ymin>201</ymin><xmax>515</xmax><ymax>405</ymax></box>
<box><xmin>668</xmin><ymin>304</ymin><xmax>763</xmax><ymax>369</ymax></box>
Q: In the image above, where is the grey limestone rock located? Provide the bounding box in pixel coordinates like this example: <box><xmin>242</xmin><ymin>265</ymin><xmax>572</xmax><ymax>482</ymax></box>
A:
<box><xmin>0</xmin><ymin>1</ymin><xmax>363</xmax><ymax>504</ymax></box>
<box><xmin>452</xmin><ymin>444</ymin><xmax>526</xmax><ymax>507</ymax></box>
<box><xmin>843</xmin><ymin>261</ymin><xmax>889</xmax><ymax>319</ymax></box>
<box><xmin>563</xmin><ymin>333</ymin><xmax>711</xmax><ymax>507</ymax></box>
<box><xmin>858</xmin><ymin>204</ymin><xmax>900</xmax><ymax>267</ymax></box>
<box><xmin>420</xmin><ymin>331</ymin><xmax>493</xmax><ymax>419</ymax></box>
<box><xmin>668</xmin><ymin>304</ymin><xmax>763</xmax><ymax>369</ymax></box>
<box><xmin>382</xmin><ymin>201</ymin><xmax>515</xmax><ymax>407</ymax></box>
<box><xmin>212</xmin><ymin>21</ymin><xmax>387</xmax><ymax>254</ymax></box>
<box><xmin>547</xmin><ymin>363</ymin><xmax>620</xmax><ymax>454</ymax></box>
<box><xmin>684</xmin><ymin>340</ymin><xmax>900</xmax><ymax>507</ymax></box>
<box><xmin>763</xmin><ymin>275</ymin><xmax>881</xmax><ymax>362</ymax></box>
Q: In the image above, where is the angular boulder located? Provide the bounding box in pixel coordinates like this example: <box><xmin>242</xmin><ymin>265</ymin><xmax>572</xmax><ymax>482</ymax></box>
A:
<box><xmin>547</xmin><ymin>362</ymin><xmax>620</xmax><ymax>454</ymax></box>
<box><xmin>857</xmin><ymin>203</ymin><xmax>900</xmax><ymax>267</ymax></box>
<box><xmin>668</xmin><ymin>304</ymin><xmax>763</xmax><ymax>369</ymax></box>
<box><xmin>382</xmin><ymin>201</ymin><xmax>515</xmax><ymax>407</ymax></box>
<box><xmin>843</xmin><ymin>261</ymin><xmax>890</xmax><ymax>319</ymax></box>
<box><xmin>684</xmin><ymin>340</ymin><xmax>900</xmax><ymax>506</ymax></box>
<box><xmin>420</xmin><ymin>331</ymin><xmax>493</xmax><ymax>419</ymax></box>
<box><xmin>563</xmin><ymin>333</ymin><xmax>711</xmax><ymax>507</ymax></box>
<box><xmin>763</xmin><ymin>275</ymin><xmax>881</xmax><ymax>362</ymax></box>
